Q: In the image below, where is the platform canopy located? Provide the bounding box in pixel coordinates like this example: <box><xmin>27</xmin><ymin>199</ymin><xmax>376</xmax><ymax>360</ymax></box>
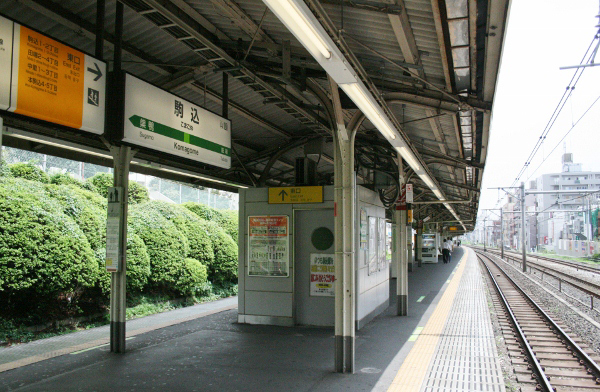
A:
<box><xmin>0</xmin><ymin>0</ymin><xmax>510</xmax><ymax>230</ymax></box>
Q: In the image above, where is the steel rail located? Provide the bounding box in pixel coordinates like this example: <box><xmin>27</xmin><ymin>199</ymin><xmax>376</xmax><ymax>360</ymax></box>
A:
<box><xmin>477</xmin><ymin>249</ymin><xmax>600</xmax><ymax>388</ymax></box>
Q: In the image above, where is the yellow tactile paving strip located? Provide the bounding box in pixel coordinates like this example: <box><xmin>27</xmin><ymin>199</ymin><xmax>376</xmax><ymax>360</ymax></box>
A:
<box><xmin>387</xmin><ymin>249</ymin><xmax>468</xmax><ymax>392</ymax></box>
<box><xmin>0</xmin><ymin>304</ymin><xmax>237</xmax><ymax>373</ymax></box>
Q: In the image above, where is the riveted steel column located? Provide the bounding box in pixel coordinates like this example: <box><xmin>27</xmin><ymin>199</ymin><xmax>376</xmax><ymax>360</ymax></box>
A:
<box><xmin>395</xmin><ymin>160</ymin><xmax>407</xmax><ymax>315</ymax></box>
<box><xmin>330</xmin><ymin>77</ymin><xmax>355</xmax><ymax>373</ymax></box>
<box><xmin>416</xmin><ymin>227</ymin><xmax>422</xmax><ymax>267</ymax></box>
<box><xmin>109</xmin><ymin>145</ymin><xmax>132</xmax><ymax>353</ymax></box>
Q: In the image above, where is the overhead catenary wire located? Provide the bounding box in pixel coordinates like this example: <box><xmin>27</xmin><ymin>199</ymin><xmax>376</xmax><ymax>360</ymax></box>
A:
<box><xmin>510</xmin><ymin>32</ymin><xmax>599</xmax><ymax>188</ymax></box>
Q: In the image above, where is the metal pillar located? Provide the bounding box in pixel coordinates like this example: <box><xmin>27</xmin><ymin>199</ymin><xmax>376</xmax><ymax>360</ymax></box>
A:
<box><xmin>95</xmin><ymin>0</ymin><xmax>106</xmax><ymax>59</ymax></box>
<box><xmin>416</xmin><ymin>226</ymin><xmax>422</xmax><ymax>267</ymax></box>
<box><xmin>109</xmin><ymin>145</ymin><xmax>132</xmax><ymax>353</ymax></box>
<box><xmin>396</xmin><ymin>161</ymin><xmax>407</xmax><ymax>316</ymax></box>
<box><xmin>407</xmin><ymin>223</ymin><xmax>413</xmax><ymax>272</ymax></box>
<box><xmin>330</xmin><ymin>78</ymin><xmax>355</xmax><ymax>373</ymax></box>
<box><xmin>521</xmin><ymin>182</ymin><xmax>526</xmax><ymax>272</ymax></box>
<box><xmin>500</xmin><ymin>209</ymin><xmax>504</xmax><ymax>259</ymax></box>
<box><xmin>222</xmin><ymin>72</ymin><xmax>229</xmax><ymax>118</ymax></box>
<box><xmin>483</xmin><ymin>216</ymin><xmax>487</xmax><ymax>251</ymax></box>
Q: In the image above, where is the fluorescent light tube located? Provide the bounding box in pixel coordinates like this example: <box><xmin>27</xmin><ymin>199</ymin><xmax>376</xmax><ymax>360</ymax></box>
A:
<box><xmin>262</xmin><ymin>0</ymin><xmax>331</xmax><ymax>60</ymax></box>
<box><xmin>433</xmin><ymin>189</ymin><xmax>443</xmax><ymax>199</ymax></box>
<box><xmin>396</xmin><ymin>146</ymin><xmax>421</xmax><ymax>172</ymax></box>
<box><xmin>340</xmin><ymin>83</ymin><xmax>397</xmax><ymax>140</ymax></box>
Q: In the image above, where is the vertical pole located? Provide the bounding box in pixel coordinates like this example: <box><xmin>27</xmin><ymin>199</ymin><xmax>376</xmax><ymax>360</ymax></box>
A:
<box><xmin>396</xmin><ymin>159</ymin><xmax>407</xmax><ymax>316</ymax></box>
<box><xmin>483</xmin><ymin>217</ymin><xmax>487</xmax><ymax>252</ymax></box>
<box><xmin>95</xmin><ymin>0</ymin><xmax>106</xmax><ymax>59</ymax></box>
<box><xmin>0</xmin><ymin>116</ymin><xmax>3</xmax><ymax>162</ymax></box>
<box><xmin>110</xmin><ymin>146</ymin><xmax>131</xmax><ymax>353</ymax></box>
<box><xmin>330</xmin><ymin>77</ymin><xmax>355</xmax><ymax>373</ymax></box>
<box><xmin>416</xmin><ymin>225</ymin><xmax>422</xmax><ymax>267</ymax></box>
<box><xmin>500</xmin><ymin>209</ymin><xmax>504</xmax><ymax>259</ymax></box>
<box><xmin>222</xmin><ymin>72</ymin><xmax>229</xmax><ymax>119</ymax></box>
<box><xmin>521</xmin><ymin>182</ymin><xmax>526</xmax><ymax>272</ymax></box>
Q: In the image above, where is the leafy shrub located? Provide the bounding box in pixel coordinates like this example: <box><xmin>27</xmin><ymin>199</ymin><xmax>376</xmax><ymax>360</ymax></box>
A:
<box><xmin>45</xmin><ymin>184</ymin><xmax>106</xmax><ymax>251</ymax></box>
<box><xmin>50</xmin><ymin>172</ymin><xmax>97</xmax><ymax>193</ymax></box>
<box><xmin>144</xmin><ymin>201</ymin><xmax>214</xmax><ymax>265</ymax></box>
<box><xmin>95</xmin><ymin>233</ymin><xmax>151</xmax><ymax>294</ymax></box>
<box><xmin>8</xmin><ymin>162</ymin><xmax>49</xmax><ymax>183</ymax></box>
<box><xmin>175</xmin><ymin>258</ymin><xmax>208</xmax><ymax>296</ymax></box>
<box><xmin>0</xmin><ymin>178</ymin><xmax>98</xmax><ymax>297</ymax></box>
<box><xmin>87</xmin><ymin>173</ymin><xmax>149</xmax><ymax>204</ymax></box>
<box><xmin>203</xmin><ymin>221</ymin><xmax>238</xmax><ymax>285</ymax></box>
<box><xmin>128</xmin><ymin>202</ymin><xmax>188</xmax><ymax>290</ymax></box>
<box><xmin>183</xmin><ymin>202</ymin><xmax>238</xmax><ymax>242</ymax></box>
<box><xmin>0</xmin><ymin>159</ymin><xmax>10</xmax><ymax>177</ymax></box>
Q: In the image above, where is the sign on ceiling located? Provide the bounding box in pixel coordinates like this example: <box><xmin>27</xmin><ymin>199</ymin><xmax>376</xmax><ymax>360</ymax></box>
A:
<box><xmin>0</xmin><ymin>14</ymin><xmax>106</xmax><ymax>134</ymax></box>
<box><xmin>123</xmin><ymin>74</ymin><xmax>231</xmax><ymax>169</ymax></box>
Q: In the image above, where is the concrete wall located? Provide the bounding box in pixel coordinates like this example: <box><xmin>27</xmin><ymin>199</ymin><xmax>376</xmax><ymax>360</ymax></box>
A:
<box><xmin>238</xmin><ymin>185</ymin><xmax>389</xmax><ymax>330</ymax></box>
<box><xmin>355</xmin><ymin>186</ymin><xmax>389</xmax><ymax>329</ymax></box>
<box><xmin>555</xmin><ymin>239</ymin><xmax>599</xmax><ymax>257</ymax></box>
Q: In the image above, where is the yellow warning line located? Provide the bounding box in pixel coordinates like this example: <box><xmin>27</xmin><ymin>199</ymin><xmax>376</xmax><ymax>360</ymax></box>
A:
<box><xmin>387</xmin><ymin>249</ymin><xmax>469</xmax><ymax>392</ymax></box>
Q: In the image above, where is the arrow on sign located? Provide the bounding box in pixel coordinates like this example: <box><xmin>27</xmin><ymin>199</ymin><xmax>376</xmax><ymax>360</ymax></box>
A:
<box><xmin>87</xmin><ymin>62</ymin><xmax>103</xmax><ymax>82</ymax></box>
<box><xmin>278</xmin><ymin>189</ymin><xmax>288</xmax><ymax>201</ymax></box>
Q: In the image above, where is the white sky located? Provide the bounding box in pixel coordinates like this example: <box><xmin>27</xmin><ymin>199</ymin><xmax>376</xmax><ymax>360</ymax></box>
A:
<box><xmin>479</xmin><ymin>0</ymin><xmax>600</xmax><ymax>216</ymax></box>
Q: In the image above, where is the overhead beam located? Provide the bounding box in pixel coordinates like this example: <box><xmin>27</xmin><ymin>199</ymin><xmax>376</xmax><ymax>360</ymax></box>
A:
<box><xmin>18</xmin><ymin>0</ymin><xmax>171</xmax><ymax>75</ymax></box>
<box><xmin>387</xmin><ymin>0</ymin><xmax>424</xmax><ymax>78</ymax></box>
<box><xmin>208</xmin><ymin>0</ymin><xmax>274</xmax><ymax>44</ymax></box>
<box><xmin>319</xmin><ymin>0</ymin><xmax>403</xmax><ymax>14</ymax></box>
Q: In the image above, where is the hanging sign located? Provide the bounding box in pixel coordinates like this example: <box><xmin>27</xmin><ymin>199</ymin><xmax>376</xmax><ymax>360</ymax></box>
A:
<box><xmin>123</xmin><ymin>74</ymin><xmax>231</xmax><ymax>169</ymax></box>
<box><xmin>310</xmin><ymin>253</ymin><xmax>334</xmax><ymax>296</ymax></box>
<box><xmin>0</xmin><ymin>15</ymin><xmax>106</xmax><ymax>133</ymax></box>
<box><xmin>268</xmin><ymin>186</ymin><xmax>323</xmax><ymax>204</ymax></box>
<box><xmin>248</xmin><ymin>215</ymin><xmax>289</xmax><ymax>277</ymax></box>
<box><xmin>406</xmin><ymin>184</ymin><xmax>413</xmax><ymax>203</ymax></box>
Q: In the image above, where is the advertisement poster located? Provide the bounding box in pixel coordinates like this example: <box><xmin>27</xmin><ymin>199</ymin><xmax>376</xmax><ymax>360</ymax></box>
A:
<box><xmin>360</xmin><ymin>208</ymin><xmax>367</xmax><ymax>250</ymax></box>
<box><xmin>310</xmin><ymin>253</ymin><xmax>334</xmax><ymax>296</ymax></box>
<box><xmin>248</xmin><ymin>216</ymin><xmax>289</xmax><ymax>277</ymax></box>
<box><xmin>378</xmin><ymin>218</ymin><xmax>386</xmax><ymax>271</ymax></box>
<box><xmin>368</xmin><ymin>216</ymin><xmax>378</xmax><ymax>275</ymax></box>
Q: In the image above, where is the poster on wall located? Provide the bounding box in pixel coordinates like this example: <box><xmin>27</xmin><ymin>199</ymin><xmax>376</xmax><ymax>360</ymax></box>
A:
<box><xmin>378</xmin><ymin>218</ymin><xmax>386</xmax><ymax>271</ymax></box>
<box><xmin>360</xmin><ymin>208</ymin><xmax>368</xmax><ymax>250</ymax></box>
<box><xmin>248</xmin><ymin>215</ymin><xmax>289</xmax><ymax>277</ymax></box>
<box><xmin>310</xmin><ymin>253</ymin><xmax>334</xmax><ymax>296</ymax></box>
<box><xmin>368</xmin><ymin>216</ymin><xmax>378</xmax><ymax>275</ymax></box>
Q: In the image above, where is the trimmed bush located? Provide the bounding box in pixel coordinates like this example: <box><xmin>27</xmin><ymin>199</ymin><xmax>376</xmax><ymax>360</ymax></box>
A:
<box><xmin>183</xmin><ymin>202</ymin><xmax>238</xmax><ymax>242</ymax></box>
<box><xmin>128</xmin><ymin>202</ymin><xmax>188</xmax><ymax>290</ymax></box>
<box><xmin>143</xmin><ymin>201</ymin><xmax>214</xmax><ymax>265</ymax></box>
<box><xmin>0</xmin><ymin>159</ymin><xmax>10</xmax><ymax>177</ymax></box>
<box><xmin>0</xmin><ymin>178</ymin><xmax>98</xmax><ymax>297</ymax></box>
<box><xmin>203</xmin><ymin>221</ymin><xmax>238</xmax><ymax>285</ymax></box>
<box><xmin>87</xmin><ymin>173</ymin><xmax>149</xmax><ymax>204</ymax></box>
<box><xmin>95</xmin><ymin>233</ymin><xmax>151</xmax><ymax>294</ymax></box>
<box><xmin>50</xmin><ymin>172</ymin><xmax>98</xmax><ymax>193</ymax></box>
<box><xmin>45</xmin><ymin>184</ymin><xmax>106</xmax><ymax>251</ymax></box>
<box><xmin>8</xmin><ymin>162</ymin><xmax>49</xmax><ymax>183</ymax></box>
<box><xmin>175</xmin><ymin>258</ymin><xmax>208</xmax><ymax>296</ymax></box>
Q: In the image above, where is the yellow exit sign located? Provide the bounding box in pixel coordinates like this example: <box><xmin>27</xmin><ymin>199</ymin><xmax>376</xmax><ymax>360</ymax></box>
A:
<box><xmin>449</xmin><ymin>226</ymin><xmax>458</xmax><ymax>231</ymax></box>
<box><xmin>268</xmin><ymin>186</ymin><xmax>323</xmax><ymax>204</ymax></box>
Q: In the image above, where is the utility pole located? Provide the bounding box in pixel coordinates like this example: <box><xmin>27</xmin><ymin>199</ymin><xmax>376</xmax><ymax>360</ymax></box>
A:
<box><xmin>483</xmin><ymin>216</ymin><xmax>487</xmax><ymax>252</ymax></box>
<box><xmin>521</xmin><ymin>182</ymin><xmax>526</xmax><ymax>272</ymax></box>
<box><xmin>500</xmin><ymin>208</ymin><xmax>504</xmax><ymax>259</ymax></box>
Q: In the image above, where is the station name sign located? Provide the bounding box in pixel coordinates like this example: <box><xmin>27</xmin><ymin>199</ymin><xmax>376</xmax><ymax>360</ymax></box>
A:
<box><xmin>123</xmin><ymin>74</ymin><xmax>231</xmax><ymax>169</ymax></box>
<box><xmin>0</xmin><ymin>14</ymin><xmax>106</xmax><ymax>134</ymax></box>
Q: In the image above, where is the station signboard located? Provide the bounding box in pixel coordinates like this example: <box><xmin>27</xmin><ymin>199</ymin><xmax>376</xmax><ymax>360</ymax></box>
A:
<box><xmin>268</xmin><ymin>186</ymin><xmax>323</xmax><ymax>204</ymax></box>
<box><xmin>123</xmin><ymin>74</ymin><xmax>231</xmax><ymax>169</ymax></box>
<box><xmin>0</xmin><ymin>14</ymin><xmax>106</xmax><ymax>134</ymax></box>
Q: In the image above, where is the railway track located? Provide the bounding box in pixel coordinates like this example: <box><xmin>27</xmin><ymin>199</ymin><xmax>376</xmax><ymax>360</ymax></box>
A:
<box><xmin>481</xmin><ymin>247</ymin><xmax>600</xmax><ymax>274</ymax></box>
<box><xmin>477</xmin><ymin>250</ymin><xmax>600</xmax><ymax>391</ymax></box>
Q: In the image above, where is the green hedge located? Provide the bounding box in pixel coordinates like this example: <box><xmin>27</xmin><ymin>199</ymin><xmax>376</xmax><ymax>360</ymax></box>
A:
<box><xmin>87</xmin><ymin>173</ymin><xmax>149</xmax><ymax>204</ymax></box>
<box><xmin>0</xmin><ymin>178</ymin><xmax>98</xmax><ymax>297</ymax></box>
<box><xmin>182</xmin><ymin>202</ymin><xmax>238</xmax><ymax>241</ymax></box>
<box><xmin>128</xmin><ymin>202</ymin><xmax>189</xmax><ymax>290</ymax></box>
<box><xmin>175</xmin><ymin>258</ymin><xmax>208</xmax><ymax>296</ymax></box>
<box><xmin>50</xmin><ymin>173</ymin><xmax>97</xmax><ymax>193</ymax></box>
<box><xmin>9</xmin><ymin>162</ymin><xmax>49</xmax><ymax>183</ymax></box>
<box><xmin>45</xmin><ymin>184</ymin><xmax>106</xmax><ymax>251</ymax></box>
<box><xmin>95</xmin><ymin>233</ymin><xmax>151</xmax><ymax>294</ymax></box>
<box><xmin>203</xmin><ymin>221</ymin><xmax>238</xmax><ymax>285</ymax></box>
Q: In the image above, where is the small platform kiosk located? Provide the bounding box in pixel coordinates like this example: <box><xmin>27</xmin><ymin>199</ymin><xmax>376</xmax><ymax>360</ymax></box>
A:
<box><xmin>237</xmin><ymin>185</ymin><xmax>389</xmax><ymax>329</ymax></box>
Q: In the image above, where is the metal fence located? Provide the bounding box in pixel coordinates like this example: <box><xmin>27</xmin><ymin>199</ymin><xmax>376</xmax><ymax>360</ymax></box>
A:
<box><xmin>2</xmin><ymin>146</ymin><xmax>238</xmax><ymax>210</ymax></box>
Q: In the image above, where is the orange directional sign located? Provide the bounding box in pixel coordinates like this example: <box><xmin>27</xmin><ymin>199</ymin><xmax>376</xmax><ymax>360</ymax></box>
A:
<box><xmin>0</xmin><ymin>15</ymin><xmax>105</xmax><ymax>134</ymax></box>
<box><xmin>268</xmin><ymin>186</ymin><xmax>323</xmax><ymax>204</ymax></box>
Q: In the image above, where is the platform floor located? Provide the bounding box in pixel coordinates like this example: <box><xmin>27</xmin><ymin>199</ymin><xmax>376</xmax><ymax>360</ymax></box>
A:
<box><xmin>0</xmin><ymin>247</ymin><xmax>505</xmax><ymax>392</ymax></box>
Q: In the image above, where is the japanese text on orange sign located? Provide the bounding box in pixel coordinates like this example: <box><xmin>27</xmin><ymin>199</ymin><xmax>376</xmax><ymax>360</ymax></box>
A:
<box><xmin>15</xmin><ymin>26</ymin><xmax>84</xmax><ymax>128</ymax></box>
<box><xmin>248</xmin><ymin>216</ymin><xmax>289</xmax><ymax>277</ymax></box>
